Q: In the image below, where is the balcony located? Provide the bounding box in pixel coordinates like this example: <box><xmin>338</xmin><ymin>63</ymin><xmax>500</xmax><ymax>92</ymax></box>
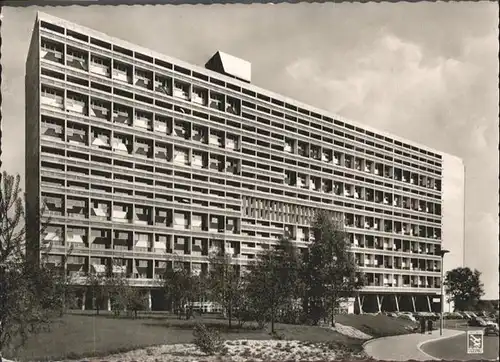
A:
<box><xmin>297</xmin><ymin>147</ymin><xmax>308</xmax><ymax>158</ymax></box>
<box><xmin>322</xmin><ymin>151</ymin><xmax>332</xmax><ymax>163</ymax></box>
<box><xmin>89</xmin><ymin>103</ymin><xmax>110</xmax><ymax>120</ymax></box>
<box><xmin>41</xmin><ymin>93</ymin><xmax>64</xmax><ymax>109</ymax></box>
<box><xmin>113</xmin><ymin>110</ymin><xmax>131</xmax><ymax>125</ymax></box>
<box><xmin>41</xmin><ymin>45</ymin><xmax>63</xmax><ymax>64</ymax></box>
<box><xmin>91</xmin><ymin>136</ymin><xmax>111</xmax><ymax>149</ymax></box>
<box><xmin>192</xmin><ymin>128</ymin><xmax>207</xmax><ymax>143</ymax></box>
<box><xmin>134</xmin><ymin>73</ymin><xmax>152</xmax><ymax>90</ymax></box>
<box><xmin>43</xmin><ymin>231</ymin><xmax>62</xmax><ymax>246</ymax></box>
<box><xmin>135</xmin><ymin>144</ymin><xmax>151</xmax><ymax>158</ymax></box>
<box><xmin>209</xmin><ymin>95</ymin><xmax>224</xmax><ymax>111</ymax></box>
<box><xmin>134</xmin><ymin>237</ymin><xmax>150</xmax><ymax>252</ymax></box>
<box><xmin>91</xmin><ymin>264</ymin><xmax>107</xmax><ymax>274</ymax></box>
<box><xmin>154</xmin><ymin>121</ymin><xmax>168</xmax><ymax>134</ymax></box>
<box><xmin>209</xmin><ymin>160</ymin><xmax>223</xmax><ymax>172</ymax></box>
<box><xmin>66</xmin><ymin>99</ymin><xmax>86</xmax><ymax>115</ymax></box>
<box><xmin>226</xmin><ymin>103</ymin><xmax>239</xmax><ymax>115</ymax></box>
<box><xmin>112</xmin><ymin>209</ymin><xmax>130</xmax><ymax>223</ymax></box>
<box><xmin>174</xmin><ymin>124</ymin><xmax>190</xmax><ymax>139</ymax></box>
<box><xmin>91</xmin><ymin>207</ymin><xmax>109</xmax><ymax>220</ymax></box>
<box><xmin>41</xmin><ymin>124</ymin><xmax>63</xmax><ymax>141</ymax></box>
<box><xmin>155</xmin><ymin>149</ymin><xmax>170</xmax><ymax>163</ymax></box>
<box><xmin>173</xmin><ymin>151</ymin><xmax>190</xmax><ymax>166</ymax></box>
<box><xmin>153</xmin><ymin>243</ymin><xmax>167</xmax><ymax>254</ymax></box>
<box><xmin>90</xmin><ymin>58</ymin><xmax>110</xmax><ymax>77</ymax></box>
<box><xmin>112</xmin><ymin>68</ymin><xmax>131</xmax><ymax>83</ymax></box>
<box><xmin>226</xmin><ymin>138</ymin><xmax>237</xmax><ymax>150</ymax></box>
<box><xmin>66</xmin><ymin>54</ymin><xmax>88</xmax><ymax>71</ymax></box>
<box><xmin>192</xmin><ymin>92</ymin><xmax>207</xmax><ymax>106</ymax></box>
<box><xmin>192</xmin><ymin>155</ymin><xmax>205</xmax><ymax>169</ymax></box>
<box><xmin>111</xmin><ymin>139</ymin><xmax>130</xmax><ymax>154</ymax></box>
<box><xmin>155</xmin><ymin>81</ymin><xmax>171</xmax><ymax>96</ymax></box>
<box><xmin>209</xmin><ymin>134</ymin><xmax>223</xmax><ymax>148</ymax></box>
<box><xmin>134</xmin><ymin>115</ymin><xmax>151</xmax><ymax>130</ymax></box>
<box><xmin>173</xmin><ymin>88</ymin><xmax>189</xmax><ymax>101</ymax></box>
<box><xmin>135</xmin><ymin>213</ymin><xmax>151</xmax><ymax>226</ymax></box>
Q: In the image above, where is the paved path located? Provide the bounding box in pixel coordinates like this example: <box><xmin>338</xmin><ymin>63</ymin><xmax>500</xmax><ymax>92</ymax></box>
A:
<box><xmin>363</xmin><ymin>329</ymin><xmax>465</xmax><ymax>361</ymax></box>
<box><xmin>421</xmin><ymin>331</ymin><xmax>499</xmax><ymax>361</ymax></box>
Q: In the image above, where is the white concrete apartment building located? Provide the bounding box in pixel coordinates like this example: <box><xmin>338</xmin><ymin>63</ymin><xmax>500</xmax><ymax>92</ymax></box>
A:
<box><xmin>25</xmin><ymin>12</ymin><xmax>465</xmax><ymax>313</ymax></box>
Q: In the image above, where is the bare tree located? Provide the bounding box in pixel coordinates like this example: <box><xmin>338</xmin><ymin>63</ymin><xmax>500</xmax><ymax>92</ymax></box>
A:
<box><xmin>0</xmin><ymin>172</ymin><xmax>68</xmax><ymax>359</ymax></box>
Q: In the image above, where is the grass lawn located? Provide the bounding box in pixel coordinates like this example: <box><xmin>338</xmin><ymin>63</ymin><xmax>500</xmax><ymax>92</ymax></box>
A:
<box><xmin>6</xmin><ymin>311</ymin><xmax>414</xmax><ymax>361</ymax></box>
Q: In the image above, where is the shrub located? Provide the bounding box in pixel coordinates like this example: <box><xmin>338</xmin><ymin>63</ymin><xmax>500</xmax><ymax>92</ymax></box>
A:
<box><xmin>192</xmin><ymin>323</ymin><xmax>225</xmax><ymax>355</ymax></box>
<box><xmin>270</xmin><ymin>330</ymin><xmax>285</xmax><ymax>340</ymax></box>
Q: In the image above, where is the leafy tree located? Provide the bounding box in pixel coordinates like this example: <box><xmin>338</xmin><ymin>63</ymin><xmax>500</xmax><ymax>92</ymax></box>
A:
<box><xmin>444</xmin><ymin>267</ymin><xmax>485</xmax><ymax>311</ymax></box>
<box><xmin>39</xmin><ymin>250</ymin><xmax>77</xmax><ymax>317</ymax></box>
<box><xmin>100</xmin><ymin>260</ymin><xmax>150</xmax><ymax>318</ymax></box>
<box><xmin>0</xmin><ymin>172</ymin><xmax>69</xmax><ymax>358</ymax></box>
<box><xmin>163</xmin><ymin>265</ymin><xmax>206</xmax><ymax>320</ymax></box>
<box><xmin>85</xmin><ymin>265</ymin><xmax>108</xmax><ymax>315</ymax></box>
<box><xmin>208</xmin><ymin>248</ymin><xmax>244</xmax><ymax>329</ymax></box>
<box><xmin>474</xmin><ymin>300</ymin><xmax>497</xmax><ymax>314</ymax></box>
<box><xmin>243</xmin><ymin>237</ymin><xmax>301</xmax><ymax>333</ymax></box>
<box><xmin>163</xmin><ymin>266</ymin><xmax>186</xmax><ymax>318</ymax></box>
<box><xmin>105</xmin><ymin>260</ymin><xmax>131</xmax><ymax>316</ymax></box>
<box><xmin>302</xmin><ymin>210</ymin><xmax>364</xmax><ymax>326</ymax></box>
<box><xmin>125</xmin><ymin>287</ymin><xmax>149</xmax><ymax>318</ymax></box>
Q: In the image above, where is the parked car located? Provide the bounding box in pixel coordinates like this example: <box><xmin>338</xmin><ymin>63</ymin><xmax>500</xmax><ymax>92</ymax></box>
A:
<box><xmin>468</xmin><ymin>317</ymin><xmax>489</xmax><ymax>327</ymax></box>
<box><xmin>484</xmin><ymin>323</ymin><xmax>499</xmax><ymax>336</ymax></box>
<box><xmin>399</xmin><ymin>311</ymin><xmax>413</xmax><ymax>316</ymax></box>
<box><xmin>467</xmin><ymin>311</ymin><xmax>479</xmax><ymax>318</ymax></box>
<box><xmin>459</xmin><ymin>312</ymin><xmax>473</xmax><ymax>320</ymax></box>
<box><xmin>387</xmin><ymin>312</ymin><xmax>398</xmax><ymax>318</ymax></box>
<box><xmin>484</xmin><ymin>318</ymin><xmax>497</xmax><ymax>326</ymax></box>
<box><xmin>399</xmin><ymin>313</ymin><xmax>417</xmax><ymax>323</ymax></box>
<box><xmin>444</xmin><ymin>312</ymin><xmax>462</xmax><ymax>319</ymax></box>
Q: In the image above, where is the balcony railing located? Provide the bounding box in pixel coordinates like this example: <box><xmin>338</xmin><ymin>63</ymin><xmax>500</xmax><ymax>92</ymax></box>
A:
<box><xmin>90</xmin><ymin>62</ymin><xmax>110</xmax><ymax>77</ymax></box>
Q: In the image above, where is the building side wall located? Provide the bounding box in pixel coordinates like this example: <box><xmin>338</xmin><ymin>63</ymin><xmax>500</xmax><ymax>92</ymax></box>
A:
<box><xmin>25</xmin><ymin>23</ymin><xmax>41</xmax><ymax>265</ymax></box>
<box><xmin>441</xmin><ymin>154</ymin><xmax>465</xmax><ymax>311</ymax></box>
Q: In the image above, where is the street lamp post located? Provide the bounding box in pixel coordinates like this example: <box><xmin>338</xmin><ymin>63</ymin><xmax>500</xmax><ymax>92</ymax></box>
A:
<box><xmin>439</xmin><ymin>249</ymin><xmax>450</xmax><ymax>336</ymax></box>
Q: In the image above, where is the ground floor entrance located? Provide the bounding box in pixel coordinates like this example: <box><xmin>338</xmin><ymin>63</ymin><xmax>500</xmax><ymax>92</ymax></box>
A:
<box><xmin>354</xmin><ymin>292</ymin><xmax>442</xmax><ymax>314</ymax></box>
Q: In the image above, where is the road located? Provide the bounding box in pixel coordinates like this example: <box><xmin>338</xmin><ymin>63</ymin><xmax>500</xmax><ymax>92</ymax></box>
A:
<box><xmin>421</xmin><ymin>326</ymin><xmax>499</xmax><ymax>361</ymax></box>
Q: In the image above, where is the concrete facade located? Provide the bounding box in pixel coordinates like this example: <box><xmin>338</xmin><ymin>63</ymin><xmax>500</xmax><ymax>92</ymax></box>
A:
<box><xmin>25</xmin><ymin>12</ymin><xmax>464</xmax><ymax>312</ymax></box>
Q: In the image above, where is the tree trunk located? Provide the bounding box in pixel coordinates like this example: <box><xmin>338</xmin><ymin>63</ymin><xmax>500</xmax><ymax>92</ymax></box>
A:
<box><xmin>271</xmin><ymin>307</ymin><xmax>275</xmax><ymax>333</ymax></box>
<box><xmin>228</xmin><ymin>302</ymin><xmax>232</xmax><ymax>329</ymax></box>
<box><xmin>302</xmin><ymin>296</ymin><xmax>309</xmax><ymax>319</ymax></box>
<box><xmin>330</xmin><ymin>296</ymin><xmax>336</xmax><ymax>327</ymax></box>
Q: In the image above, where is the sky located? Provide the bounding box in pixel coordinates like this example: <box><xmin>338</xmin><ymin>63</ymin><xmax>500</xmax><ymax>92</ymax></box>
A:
<box><xmin>1</xmin><ymin>2</ymin><xmax>498</xmax><ymax>298</ymax></box>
